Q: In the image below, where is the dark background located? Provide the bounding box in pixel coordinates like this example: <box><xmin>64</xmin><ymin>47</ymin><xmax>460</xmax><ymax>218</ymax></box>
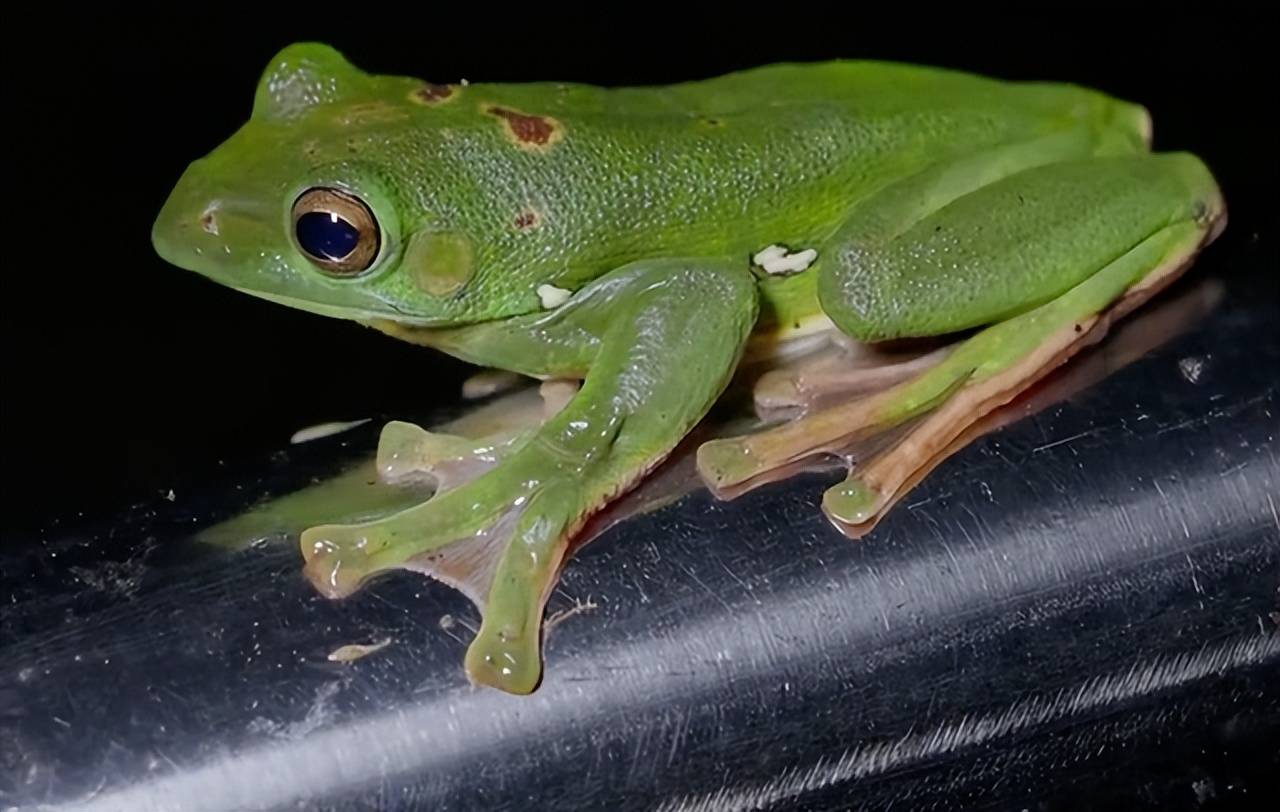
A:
<box><xmin>7</xmin><ymin>11</ymin><xmax>1276</xmax><ymax>528</ymax></box>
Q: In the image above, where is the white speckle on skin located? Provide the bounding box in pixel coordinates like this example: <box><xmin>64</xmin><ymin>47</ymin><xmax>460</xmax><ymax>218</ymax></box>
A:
<box><xmin>753</xmin><ymin>244</ymin><xmax>818</xmax><ymax>275</ymax></box>
<box><xmin>537</xmin><ymin>284</ymin><xmax>572</xmax><ymax>309</ymax></box>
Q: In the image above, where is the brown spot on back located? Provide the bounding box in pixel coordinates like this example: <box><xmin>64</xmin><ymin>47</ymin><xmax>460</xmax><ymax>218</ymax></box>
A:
<box><xmin>412</xmin><ymin>83</ymin><xmax>458</xmax><ymax>105</ymax></box>
<box><xmin>513</xmin><ymin>209</ymin><xmax>540</xmax><ymax>231</ymax></box>
<box><xmin>485</xmin><ymin>105</ymin><xmax>563</xmax><ymax>151</ymax></box>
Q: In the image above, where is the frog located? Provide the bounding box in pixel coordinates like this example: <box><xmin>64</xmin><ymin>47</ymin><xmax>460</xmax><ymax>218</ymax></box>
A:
<box><xmin>152</xmin><ymin>43</ymin><xmax>1226</xmax><ymax>694</ymax></box>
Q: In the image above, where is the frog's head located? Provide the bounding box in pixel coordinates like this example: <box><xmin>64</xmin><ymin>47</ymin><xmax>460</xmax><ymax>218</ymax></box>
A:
<box><xmin>152</xmin><ymin>43</ymin><xmax>495</xmax><ymax>327</ymax></box>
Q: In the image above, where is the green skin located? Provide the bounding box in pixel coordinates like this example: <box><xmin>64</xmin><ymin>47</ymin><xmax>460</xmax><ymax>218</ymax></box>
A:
<box><xmin>153</xmin><ymin>43</ymin><xmax>1225</xmax><ymax>693</ymax></box>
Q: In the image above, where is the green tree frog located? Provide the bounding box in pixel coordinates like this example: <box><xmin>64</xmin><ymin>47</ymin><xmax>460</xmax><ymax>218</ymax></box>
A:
<box><xmin>153</xmin><ymin>44</ymin><xmax>1225</xmax><ymax>693</ymax></box>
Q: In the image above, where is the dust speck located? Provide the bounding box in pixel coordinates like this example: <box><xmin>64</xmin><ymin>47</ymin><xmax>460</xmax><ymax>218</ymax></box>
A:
<box><xmin>291</xmin><ymin>418</ymin><xmax>371</xmax><ymax>444</ymax></box>
<box><xmin>544</xmin><ymin>596</ymin><xmax>599</xmax><ymax>635</ymax></box>
<box><xmin>327</xmin><ymin>637</ymin><xmax>393</xmax><ymax>663</ymax></box>
<box><xmin>1178</xmin><ymin>356</ymin><xmax>1207</xmax><ymax>384</ymax></box>
<box><xmin>1192</xmin><ymin>776</ymin><xmax>1216</xmax><ymax>804</ymax></box>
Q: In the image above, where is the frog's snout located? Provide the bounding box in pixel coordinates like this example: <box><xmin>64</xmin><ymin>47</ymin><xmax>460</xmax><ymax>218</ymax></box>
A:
<box><xmin>150</xmin><ymin>159</ymin><xmax>417</xmax><ymax>322</ymax></box>
<box><xmin>152</xmin><ymin>160</ymin><xmax>275</xmax><ymax>281</ymax></box>
<box><xmin>152</xmin><ymin>163</ymin><xmax>217</xmax><ymax>272</ymax></box>
<box><xmin>152</xmin><ymin>191</ymin><xmax>185</xmax><ymax>265</ymax></box>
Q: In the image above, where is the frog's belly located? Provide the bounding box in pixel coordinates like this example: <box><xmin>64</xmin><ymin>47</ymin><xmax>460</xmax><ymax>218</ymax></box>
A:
<box><xmin>745</xmin><ymin>270</ymin><xmax>839</xmax><ymax>364</ymax></box>
<box><xmin>743</xmin><ymin>313</ymin><xmax>838</xmax><ymax>364</ymax></box>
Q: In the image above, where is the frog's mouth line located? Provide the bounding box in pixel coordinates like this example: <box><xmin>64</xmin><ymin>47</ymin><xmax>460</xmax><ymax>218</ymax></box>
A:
<box><xmin>234</xmin><ymin>287</ymin><xmax>448</xmax><ymax>327</ymax></box>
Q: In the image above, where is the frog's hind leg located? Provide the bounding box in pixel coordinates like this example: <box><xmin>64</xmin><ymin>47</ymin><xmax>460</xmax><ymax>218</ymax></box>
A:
<box><xmin>822</xmin><ymin>225</ymin><xmax>1214</xmax><ymax>530</ymax></box>
<box><xmin>751</xmin><ymin>338</ymin><xmax>954</xmax><ymax>416</ymax></box>
<box><xmin>699</xmin><ymin>152</ymin><xmax>1225</xmax><ymax>532</ymax></box>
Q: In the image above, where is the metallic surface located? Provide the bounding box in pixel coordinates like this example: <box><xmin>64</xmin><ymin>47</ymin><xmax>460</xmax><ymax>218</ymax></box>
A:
<box><xmin>3</xmin><ymin>251</ymin><xmax>1277</xmax><ymax>810</ymax></box>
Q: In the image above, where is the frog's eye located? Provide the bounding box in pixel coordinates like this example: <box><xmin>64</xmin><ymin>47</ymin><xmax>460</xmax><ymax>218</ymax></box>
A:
<box><xmin>291</xmin><ymin>187</ymin><xmax>381</xmax><ymax>276</ymax></box>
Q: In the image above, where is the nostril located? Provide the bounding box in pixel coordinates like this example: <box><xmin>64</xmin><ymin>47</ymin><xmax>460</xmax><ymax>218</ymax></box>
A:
<box><xmin>199</xmin><ymin>205</ymin><xmax>220</xmax><ymax>236</ymax></box>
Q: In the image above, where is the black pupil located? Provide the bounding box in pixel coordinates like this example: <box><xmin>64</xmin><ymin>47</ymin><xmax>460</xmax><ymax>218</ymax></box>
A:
<box><xmin>296</xmin><ymin>211</ymin><xmax>360</xmax><ymax>262</ymax></box>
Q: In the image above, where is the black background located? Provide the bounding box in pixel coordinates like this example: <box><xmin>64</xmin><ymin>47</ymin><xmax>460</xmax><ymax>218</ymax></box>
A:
<box><xmin>7</xmin><ymin>10</ymin><xmax>1276</xmax><ymax>529</ymax></box>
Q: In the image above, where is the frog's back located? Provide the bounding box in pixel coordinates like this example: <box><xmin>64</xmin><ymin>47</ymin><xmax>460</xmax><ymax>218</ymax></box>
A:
<box><xmin>375</xmin><ymin>59</ymin><xmax>1134</xmax><ymax>327</ymax></box>
<box><xmin>656</xmin><ymin>61</ymin><xmax>1007</xmax><ymax>109</ymax></box>
<box><xmin>548</xmin><ymin>60</ymin><xmax>1094</xmax><ymax>121</ymax></box>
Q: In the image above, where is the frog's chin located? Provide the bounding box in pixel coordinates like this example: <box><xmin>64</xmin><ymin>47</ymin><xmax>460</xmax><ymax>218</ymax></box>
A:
<box><xmin>233</xmin><ymin>287</ymin><xmax>448</xmax><ymax>327</ymax></box>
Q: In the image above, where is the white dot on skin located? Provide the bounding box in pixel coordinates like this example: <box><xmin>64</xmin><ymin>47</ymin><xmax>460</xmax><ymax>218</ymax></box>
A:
<box><xmin>537</xmin><ymin>284</ymin><xmax>572</xmax><ymax>309</ymax></box>
<box><xmin>753</xmin><ymin>244</ymin><xmax>818</xmax><ymax>275</ymax></box>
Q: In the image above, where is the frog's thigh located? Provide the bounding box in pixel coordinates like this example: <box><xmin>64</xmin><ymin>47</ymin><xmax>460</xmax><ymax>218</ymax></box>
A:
<box><xmin>700</xmin><ymin>154</ymin><xmax>1224</xmax><ymax>526</ymax></box>
<box><xmin>817</xmin><ymin>153</ymin><xmax>1222</xmax><ymax>342</ymax></box>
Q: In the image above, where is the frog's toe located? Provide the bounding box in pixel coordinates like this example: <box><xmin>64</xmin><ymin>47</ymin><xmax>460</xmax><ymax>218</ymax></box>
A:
<box><xmin>461</xmin><ymin>368</ymin><xmax>525</xmax><ymax>400</ymax></box>
<box><xmin>375</xmin><ymin>420</ymin><xmax>515</xmax><ymax>491</ymax></box>
<box><xmin>464</xmin><ymin>618</ymin><xmax>543</xmax><ymax>694</ymax></box>
<box><xmin>377</xmin><ymin>421</ymin><xmax>470</xmax><ymax>483</ymax></box>
<box><xmin>751</xmin><ymin>369</ymin><xmax>808</xmax><ymax>413</ymax></box>
<box><xmin>298</xmin><ymin>486</ymin><xmax>506</xmax><ymax>601</ymax></box>
<box><xmin>300</xmin><ymin>522</ymin><xmax>387</xmax><ymax>599</ymax></box>
<box><xmin>696</xmin><ymin>436</ymin><xmax>763</xmax><ymax>490</ymax></box>
<box><xmin>295</xmin><ymin>452</ymin><xmax>584</xmax><ymax>692</ymax></box>
<box><xmin>821</xmin><ymin>478</ymin><xmax>883</xmax><ymax>530</ymax></box>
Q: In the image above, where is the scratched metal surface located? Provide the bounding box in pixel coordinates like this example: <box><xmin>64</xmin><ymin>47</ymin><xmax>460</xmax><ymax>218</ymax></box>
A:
<box><xmin>3</xmin><ymin>255</ymin><xmax>1278</xmax><ymax>811</ymax></box>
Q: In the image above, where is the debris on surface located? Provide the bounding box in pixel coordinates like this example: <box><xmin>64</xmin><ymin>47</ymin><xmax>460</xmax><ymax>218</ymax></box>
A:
<box><xmin>327</xmin><ymin>637</ymin><xmax>393</xmax><ymax>663</ymax></box>
<box><xmin>544</xmin><ymin>596</ymin><xmax>599</xmax><ymax>634</ymax></box>
<box><xmin>290</xmin><ymin>418</ymin><xmax>372</xmax><ymax>444</ymax></box>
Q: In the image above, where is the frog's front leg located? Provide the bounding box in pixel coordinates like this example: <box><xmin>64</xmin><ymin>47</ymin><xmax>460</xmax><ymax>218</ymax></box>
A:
<box><xmin>303</xmin><ymin>258</ymin><xmax>758</xmax><ymax>693</ymax></box>
<box><xmin>375</xmin><ymin>379</ymin><xmax>580</xmax><ymax>490</ymax></box>
<box><xmin>701</xmin><ymin>152</ymin><xmax>1225</xmax><ymax>532</ymax></box>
